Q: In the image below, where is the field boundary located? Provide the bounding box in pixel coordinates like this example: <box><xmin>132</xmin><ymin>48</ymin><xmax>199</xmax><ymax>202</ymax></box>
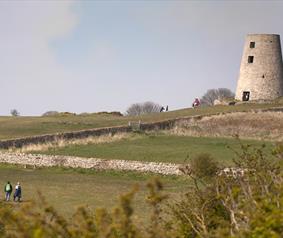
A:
<box><xmin>0</xmin><ymin>106</ymin><xmax>283</xmax><ymax>149</ymax></box>
<box><xmin>0</xmin><ymin>152</ymin><xmax>182</xmax><ymax>175</ymax></box>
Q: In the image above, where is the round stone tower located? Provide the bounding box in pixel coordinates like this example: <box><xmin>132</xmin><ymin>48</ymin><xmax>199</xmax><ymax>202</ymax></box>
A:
<box><xmin>235</xmin><ymin>34</ymin><xmax>283</xmax><ymax>101</ymax></box>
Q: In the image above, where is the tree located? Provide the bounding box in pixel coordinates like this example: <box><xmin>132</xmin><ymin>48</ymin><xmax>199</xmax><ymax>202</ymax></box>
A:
<box><xmin>201</xmin><ymin>88</ymin><xmax>235</xmax><ymax>106</ymax></box>
<box><xmin>10</xmin><ymin>109</ymin><xmax>20</xmax><ymax>117</ymax></box>
<box><xmin>126</xmin><ymin>101</ymin><xmax>162</xmax><ymax>116</ymax></box>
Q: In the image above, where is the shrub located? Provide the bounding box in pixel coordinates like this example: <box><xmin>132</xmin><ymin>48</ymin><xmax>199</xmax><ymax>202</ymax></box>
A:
<box><xmin>189</xmin><ymin>153</ymin><xmax>219</xmax><ymax>180</ymax></box>
<box><xmin>171</xmin><ymin>142</ymin><xmax>283</xmax><ymax>237</ymax></box>
<box><xmin>201</xmin><ymin>88</ymin><xmax>235</xmax><ymax>106</ymax></box>
<box><xmin>10</xmin><ymin>109</ymin><xmax>20</xmax><ymax>117</ymax></box>
<box><xmin>126</xmin><ymin>102</ymin><xmax>162</xmax><ymax>116</ymax></box>
<box><xmin>42</xmin><ymin>111</ymin><xmax>59</xmax><ymax>116</ymax></box>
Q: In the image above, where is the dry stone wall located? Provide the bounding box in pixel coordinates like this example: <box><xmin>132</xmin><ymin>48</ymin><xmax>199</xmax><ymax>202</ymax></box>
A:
<box><xmin>0</xmin><ymin>126</ymin><xmax>132</xmax><ymax>149</ymax></box>
<box><xmin>0</xmin><ymin>119</ymin><xmax>180</xmax><ymax>149</ymax></box>
<box><xmin>0</xmin><ymin>106</ymin><xmax>283</xmax><ymax>150</ymax></box>
<box><xmin>0</xmin><ymin>152</ymin><xmax>248</xmax><ymax>177</ymax></box>
<box><xmin>0</xmin><ymin>152</ymin><xmax>182</xmax><ymax>175</ymax></box>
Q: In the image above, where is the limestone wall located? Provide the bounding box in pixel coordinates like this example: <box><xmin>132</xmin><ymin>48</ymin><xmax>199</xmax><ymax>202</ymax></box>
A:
<box><xmin>0</xmin><ymin>107</ymin><xmax>282</xmax><ymax>150</ymax></box>
<box><xmin>236</xmin><ymin>34</ymin><xmax>283</xmax><ymax>101</ymax></box>
<box><xmin>0</xmin><ymin>152</ymin><xmax>182</xmax><ymax>175</ymax></box>
<box><xmin>0</xmin><ymin>126</ymin><xmax>132</xmax><ymax>149</ymax></box>
<box><xmin>0</xmin><ymin>119</ymin><xmax>178</xmax><ymax>149</ymax></box>
<box><xmin>0</xmin><ymin>152</ymin><xmax>247</xmax><ymax>177</ymax></box>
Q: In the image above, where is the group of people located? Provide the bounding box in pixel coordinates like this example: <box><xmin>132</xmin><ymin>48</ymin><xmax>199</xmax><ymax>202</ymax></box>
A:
<box><xmin>4</xmin><ymin>181</ymin><xmax>22</xmax><ymax>202</ymax></box>
<box><xmin>160</xmin><ymin>105</ymin><xmax>169</xmax><ymax>112</ymax></box>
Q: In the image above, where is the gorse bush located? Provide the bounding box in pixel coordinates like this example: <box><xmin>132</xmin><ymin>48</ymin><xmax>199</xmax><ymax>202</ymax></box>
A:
<box><xmin>0</xmin><ymin>143</ymin><xmax>282</xmax><ymax>237</ymax></box>
<box><xmin>170</xmin><ymin>142</ymin><xmax>283</xmax><ymax>238</ymax></box>
<box><xmin>188</xmin><ymin>153</ymin><xmax>219</xmax><ymax>180</ymax></box>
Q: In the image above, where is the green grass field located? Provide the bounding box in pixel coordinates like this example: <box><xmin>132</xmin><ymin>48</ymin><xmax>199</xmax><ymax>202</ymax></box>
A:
<box><xmin>0</xmin><ymin>103</ymin><xmax>282</xmax><ymax>140</ymax></box>
<box><xmin>0</xmin><ymin>103</ymin><xmax>280</xmax><ymax>223</ymax></box>
<box><xmin>0</xmin><ymin>164</ymin><xmax>187</xmax><ymax>221</ymax></box>
<box><xmin>32</xmin><ymin>134</ymin><xmax>274</xmax><ymax>165</ymax></box>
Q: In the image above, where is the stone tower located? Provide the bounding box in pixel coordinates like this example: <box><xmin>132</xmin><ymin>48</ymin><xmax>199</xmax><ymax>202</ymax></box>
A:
<box><xmin>235</xmin><ymin>34</ymin><xmax>283</xmax><ymax>101</ymax></box>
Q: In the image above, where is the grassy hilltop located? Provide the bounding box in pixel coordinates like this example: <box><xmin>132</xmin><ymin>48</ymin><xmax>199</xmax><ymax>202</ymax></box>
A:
<box><xmin>0</xmin><ymin>102</ymin><xmax>283</xmax><ymax>140</ymax></box>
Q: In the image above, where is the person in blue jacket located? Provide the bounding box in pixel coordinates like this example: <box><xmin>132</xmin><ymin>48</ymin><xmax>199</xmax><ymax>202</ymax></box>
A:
<box><xmin>13</xmin><ymin>182</ymin><xmax>22</xmax><ymax>202</ymax></box>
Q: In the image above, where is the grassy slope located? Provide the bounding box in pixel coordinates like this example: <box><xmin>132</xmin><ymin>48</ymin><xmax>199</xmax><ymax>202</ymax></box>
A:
<box><xmin>0</xmin><ymin>164</ymin><xmax>187</xmax><ymax>221</ymax></box>
<box><xmin>33</xmin><ymin>134</ymin><xmax>273</xmax><ymax>165</ymax></box>
<box><xmin>0</xmin><ymin>103</ymin><xmax>282</xmax><ymax>140</ymax></box>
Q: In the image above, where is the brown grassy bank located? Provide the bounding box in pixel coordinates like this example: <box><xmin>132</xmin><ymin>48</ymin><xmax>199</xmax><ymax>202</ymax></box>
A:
<box><xmin>171</xmin><ymin>111</ymin><xmax>283</xmax><ymax>141</ymax></box>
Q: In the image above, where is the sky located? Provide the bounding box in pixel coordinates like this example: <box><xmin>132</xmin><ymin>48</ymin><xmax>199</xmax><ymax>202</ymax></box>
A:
<box><xmin>0</xmin><ymin>0</ymin><xmax>283</xmax><ymax>116</ymax></box>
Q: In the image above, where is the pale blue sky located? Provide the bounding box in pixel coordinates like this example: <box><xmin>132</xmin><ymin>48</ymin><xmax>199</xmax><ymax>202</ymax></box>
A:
<box><xmin>1</xmin><ymin>0</ymin><xmax>283</xmax><ymax>115</ymax></box>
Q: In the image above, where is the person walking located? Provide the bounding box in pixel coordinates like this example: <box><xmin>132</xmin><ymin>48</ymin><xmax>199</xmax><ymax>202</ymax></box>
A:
<box><xmin>4</xmin><ymin>181</ymin><xmax>13</xmax><ymax>201</ymax></box>
<box><xmin>13</xmin><ymin>182</ymin><xmax>22</xmax><ymax>202</ymax></box>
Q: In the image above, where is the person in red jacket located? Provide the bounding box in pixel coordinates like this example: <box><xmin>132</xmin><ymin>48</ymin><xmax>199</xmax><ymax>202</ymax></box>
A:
<box><xmin>192</xmin><ymin>98</ymin><xmax>200</xmax><ymax>108</ymax></box>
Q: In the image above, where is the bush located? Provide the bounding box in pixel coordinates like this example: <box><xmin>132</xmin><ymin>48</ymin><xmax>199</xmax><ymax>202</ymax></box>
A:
<box><xmin>42</xmin><ymin>111</ymin><xmax>59</xmax><ymax>116</ymax></box>
<box><xmin>126</xmin><ymin>101</ymin><xmax>162</xmax><ymax>116</ymax></box>
<box><xmin>189</xmin><ymin>153</ymin><xmax>219</xmax><ymax>180</ymax></box>
<box><xmin>201</xmin><ymin>88</ymin><xmax>235</xmax><ymax>106</ymax></box>
<box><xmin>10</xmin><ymin>109</ymin><xmax>20</xmax><ymax>117</ymax></box>
<box><xmin>172</xmin><ymin>142</ymin><xmax>283</xmax><ymax>237</ymax></box>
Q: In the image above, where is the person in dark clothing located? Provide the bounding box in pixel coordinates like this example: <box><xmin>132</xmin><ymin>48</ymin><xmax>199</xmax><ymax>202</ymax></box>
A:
<box><xmin>160</xmin><ymin>106</ymin><xmax>165</xmax><ymax>112</ymax></box>
<box><xmin>4</xmin><ymin>181</ymin><xmax>13</xmax><ymax>201</ymax></box>
<box><xmin>166</xmin><ymin>105</ymin><xmax>168</xmax><ymax>111</ymax></box>
<box><xmin>13</xmin><ymin>182</ymin><xmax>22</xmax><ymax>202</ymax></box>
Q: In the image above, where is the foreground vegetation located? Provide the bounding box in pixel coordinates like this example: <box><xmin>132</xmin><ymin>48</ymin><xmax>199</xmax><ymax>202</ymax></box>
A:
<box><xmin>30</xmin><ymin>133</ymin><xmax>274</xmax><ymax>165</ymax></box>
<box><xmin>1</xmin><ymin>102</ymin><xmax>282</xmax><ymax>140</ymax></box>
<box><xmin>0</xmin><ymin>142</ymin><xmax>282</xmax><ymax>237</ymax></box>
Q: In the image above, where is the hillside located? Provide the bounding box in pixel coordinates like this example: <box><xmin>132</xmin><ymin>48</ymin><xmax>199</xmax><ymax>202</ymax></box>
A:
<box><xmin>173</xmin><ymin>111</ymin><xmax>283</xmax><ymax>141</ymax></box>
<box><xmin>1</xmin><ymin>102</ymin><xmax>283</xmax><ymax>140</ymax></box>
<box><xmin>27</xmin><ymin>134</ymin><xmax>274</xmax><ymax>165</ymax></box>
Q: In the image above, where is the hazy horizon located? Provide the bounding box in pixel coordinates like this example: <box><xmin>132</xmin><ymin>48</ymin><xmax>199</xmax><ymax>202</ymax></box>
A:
<box><xmin>1</xmin><ymin>0</ymin><xmax>283</xmax><ymax>116</ymax></box>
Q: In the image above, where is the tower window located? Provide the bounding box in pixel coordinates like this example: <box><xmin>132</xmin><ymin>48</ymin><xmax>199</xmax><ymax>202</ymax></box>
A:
<box><xmin>242</xmin><ymin>91</ymin><xmax>250</xmax><ymax>101</ymax></box>
<box><xmin>250</xmin><ymin>42</ymin><xmax>255</xmax><ymax>48</ymax></box>
<box><xmin>248</xmin><ymin>56</ymin><xmax>254</xmax><ymax>63</ymax></box>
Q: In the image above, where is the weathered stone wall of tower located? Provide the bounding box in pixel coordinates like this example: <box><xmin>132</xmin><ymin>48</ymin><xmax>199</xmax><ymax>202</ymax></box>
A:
<box><xmin>235</xmin><ymin>34</ymin><xmax>283</xmax><ymax>101</ymax></box>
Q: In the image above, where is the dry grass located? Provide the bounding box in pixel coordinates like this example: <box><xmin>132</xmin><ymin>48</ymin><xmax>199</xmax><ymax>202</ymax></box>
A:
<box><xmin>170</xmin><ymin>111</ymin><xmax>283</xmax><ymax>141</ymax></box>
<box><xmin>12</xmin><ymin>133</ymin><xmax>134</xmax><ymax>153</ymax></box>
